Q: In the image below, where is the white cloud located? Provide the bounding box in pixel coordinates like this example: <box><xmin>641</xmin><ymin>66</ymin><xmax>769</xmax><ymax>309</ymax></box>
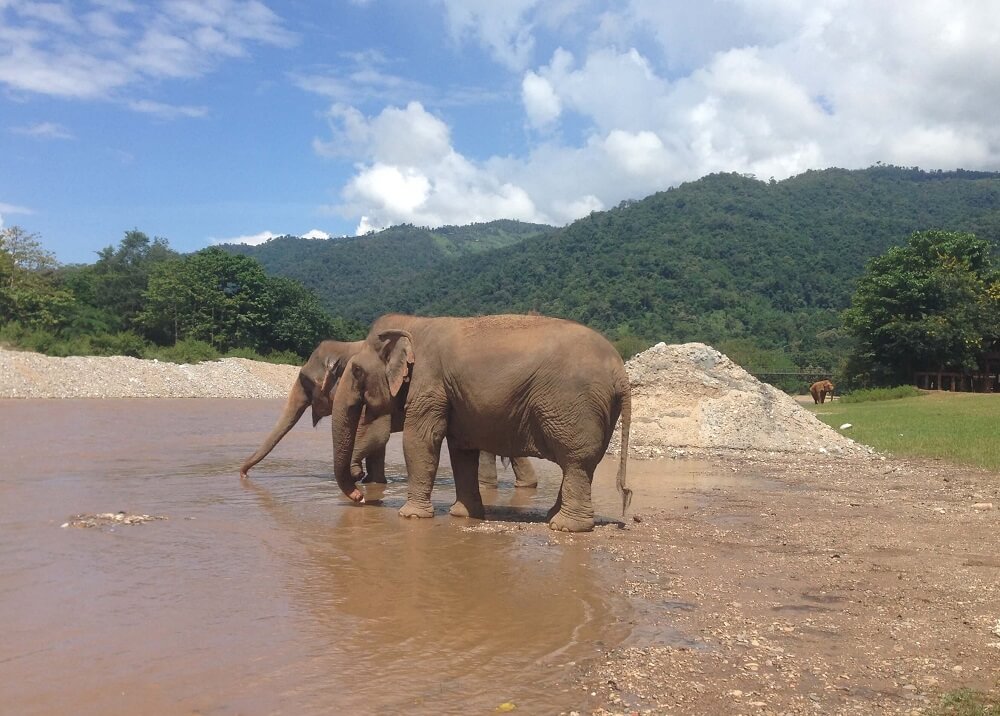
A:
<box><xmin>602</xmin><ymin>130</ymin><xmax>669</xmax><ymax>178</ymax></box>
<box><xmin>10</xmin><ymin>121</ymin><xmax>74</xmax><ymax>139</ymax></box>
<box><xmin>311</xmin><ymin>2</ymin><xmax>1000</xmax><ymax>232</ymax></box>
<box><xmin>436</xmin><ymin>0</ymin><xmax>541</xmax><ymax>70</ymax></box>
<box><xmin>0</xmin><ymin>0</ymin><xmax>296</xmax><ymax>99</ymax></box>
<box><xmin>210</xmin><ymin>229</ymin><xmax>332</xmax><ymax>245</ymax></box>
<box><xmin>320</xmin><ymin>101</ymin><xmax>549</xmax><ymax>231</ymax></box>
<box><xmin>211</xmin><ymin>230</ymin><xmax>280</xmax><ymax>246</ymax></box>
<box><xmin>127</xmin><ymin>99</ymin><xmax>208</xmax><ymax>118</ymax></box>
<box><xmin>292</xmin><ymin>50</ymin><xmax>430</xmax><ymax>107</ymax></box>
<box><xmin>301</xmin><ymin>229</ymin><xmax>330</xmax><ymax>239</ymax></box>
<box><xmin>0</xmin><ymin>201</ymin><xmax>34</xmax><ymax>229</ymax></box>
<box><xmin>521</xmin><ymin>70</ymin><xmax>560</xmax><ymax>127</ymax></box>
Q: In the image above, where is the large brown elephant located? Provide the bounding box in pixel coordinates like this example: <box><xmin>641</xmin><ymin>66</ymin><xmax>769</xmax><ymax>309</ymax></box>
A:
<box><xmin>329</xmin><ymin>314</ymin><xmax>632</xmax><ymax>533</ymax></box>
<box><xmin>810</xmin><ymin>379</ymin><xmax>835</xmax><ymax>404</ymax></box>
<box><xmin>240</xmin><ymin>339</ymin><xmax>537</xmax><ymax>488</ymax></box>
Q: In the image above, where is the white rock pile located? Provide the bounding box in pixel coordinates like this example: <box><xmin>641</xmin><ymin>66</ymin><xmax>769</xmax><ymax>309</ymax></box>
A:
<box><xmin>609</xmin><ymin>342</ymin><xmax>867</xmax><ymax>458</ymax></box>
<box><xmin>0</xmin><ymin>348</ymin><xmax>298</xmax><ymax>398</ymax></box>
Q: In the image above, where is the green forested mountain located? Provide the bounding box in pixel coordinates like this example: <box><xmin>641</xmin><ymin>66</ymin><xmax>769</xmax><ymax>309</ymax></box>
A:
<box><xmin>221</xmin><ymin>219</ymin><xmax>554</xmax><ymax>320</ymax></box>
<box><xmin>221</xmin><ymin>167</ymin><xmax>1000</xmax><ymax>369</ymax></box>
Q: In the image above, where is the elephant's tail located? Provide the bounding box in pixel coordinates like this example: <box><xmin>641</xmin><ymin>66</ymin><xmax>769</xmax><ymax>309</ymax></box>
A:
<box><xmin>616</xmin><ymin>377</ymin><xmax>633</xmax><ymax>518</ymax></box>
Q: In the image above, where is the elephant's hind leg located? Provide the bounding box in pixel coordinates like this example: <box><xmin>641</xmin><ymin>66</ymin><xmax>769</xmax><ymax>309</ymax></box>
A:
<box><xmin>449</xmin><ymin>444</ymin><xmax>485</xmax><ymax>519</ymax></box>
<box><xmin>477</xmin><ymin>451</ymin><xmax>499</xmax><ymax>487</ymax></box>
<box><xmin>548</xmin><ymin>464</ymin><xmax>595</xmax><ymax>532</ymax></box>
<box><xmin>511</xmin><ymin>457</ymin><xmax>538</xmax><ymax>488</ymax></box>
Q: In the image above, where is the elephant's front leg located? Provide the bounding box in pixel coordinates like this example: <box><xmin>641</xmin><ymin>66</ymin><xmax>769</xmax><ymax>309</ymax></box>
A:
<box><xmin>549</xmin><ymin>464</ymin><xmax>595</xmax><ymax>532</ymax></box>
<box><xmin>361</xmin><ymin>449</ymin><xmax>386</xmax><ymax>484</ymax></box>
<box><xmin>354</xmin><ymin>413</ymin><xmax>391</xmax><ymax>483</ymax></box>
<box><xmin>450</xmin><ymin>444</ymin><xmax>485</xmax><ymax>519</ymax></box>
<box><xmin>398</xmin><ymin>422</ymin><xmax>444</xmax><ymax>519</ymax></box>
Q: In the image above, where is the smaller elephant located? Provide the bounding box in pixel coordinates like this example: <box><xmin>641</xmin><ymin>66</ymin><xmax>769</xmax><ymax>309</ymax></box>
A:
<box><xmin>241</xmin><ymin>339</ymin><xmax>536</xmax><ymax>489</ymax></box>
<box><xmin>810</xmin><ymin>379</ymin><xmax>835</xmax><ymax>404</ymax></box>
<box><xmin>240</xmin><ymin>339</ymin><xmax>395</xmax><ymax>482</ymax></box>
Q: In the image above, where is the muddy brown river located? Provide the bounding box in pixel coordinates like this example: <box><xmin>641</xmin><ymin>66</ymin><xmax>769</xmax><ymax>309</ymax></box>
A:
<box><xmin>0</xmin><ymin>399</ymin><xmax>730</xmax><ymax>715</ymax></box>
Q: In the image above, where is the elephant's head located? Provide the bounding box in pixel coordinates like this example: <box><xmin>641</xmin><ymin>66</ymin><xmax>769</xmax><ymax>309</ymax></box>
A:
<box><xmin>330</xmin><ymin>330</ymin><xmax>414</xmax><ymax>501</ymax></box>
<box><xmin>239</xmin><ymin>340</ymin><xmax>361</xmax><ymax>479</ymax></box>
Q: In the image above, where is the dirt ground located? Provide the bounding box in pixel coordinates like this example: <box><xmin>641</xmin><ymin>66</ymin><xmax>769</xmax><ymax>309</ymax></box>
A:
<box><xmin>571</xmin><ymin>451</ymin><xmax>1000</xmax><ymax>716</ymax></box>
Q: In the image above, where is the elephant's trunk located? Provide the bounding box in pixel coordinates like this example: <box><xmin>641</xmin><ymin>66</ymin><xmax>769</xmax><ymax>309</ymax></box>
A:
<box><xmin>240</xmin><ymin>377</ymin><xmax>309</xmax><ymax>478</ymax></box>
<box><xmin>331</xmin><ymin>379</ymin><xmax>365</xmax><ymax>502</ymax></box>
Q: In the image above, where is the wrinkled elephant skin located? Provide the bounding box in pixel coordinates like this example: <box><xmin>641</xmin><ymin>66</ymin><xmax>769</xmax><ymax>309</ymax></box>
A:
<box><xmin>329</xmin><ymin>314</ymin><xmax>632</xmax><ymax>533</ymax></box>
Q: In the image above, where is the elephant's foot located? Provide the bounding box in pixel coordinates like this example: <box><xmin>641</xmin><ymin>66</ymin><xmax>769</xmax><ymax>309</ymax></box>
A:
<box><xmin>514</xmin><ymin>477</ymin><xmax>538</xmax><ymax>488</ymax></box>
<box><xmin>548</xmin><ymin>509</ymin><xmax>595</xmax><ymax>533</ymax></box>
<box><xmin>359</xmin><ymin>473</ymin><xmax>387</xmax><ymax>484</ymax></box>
<box><xmin>399</xmin><ymin>500</ymin><xmax>434</xmax><ymax>519</ymax></box>
<box><xmin>449</xmin><ymin>499</ymin><xmax>485</xmax><ymax>520</ymax></box>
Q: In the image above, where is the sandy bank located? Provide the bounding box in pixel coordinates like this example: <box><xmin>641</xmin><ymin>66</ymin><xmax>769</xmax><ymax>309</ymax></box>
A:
<box><xmin>0</xmin><ymin>348</ymin><xmax>299</xmax><ymax>399</ymax></box>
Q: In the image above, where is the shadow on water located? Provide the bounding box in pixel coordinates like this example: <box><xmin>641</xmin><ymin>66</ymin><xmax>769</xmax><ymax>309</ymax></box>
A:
<box><xmin>241</xmin><ymin>476</ymin><xmax>629</xmax><ymax>713</ymax></box>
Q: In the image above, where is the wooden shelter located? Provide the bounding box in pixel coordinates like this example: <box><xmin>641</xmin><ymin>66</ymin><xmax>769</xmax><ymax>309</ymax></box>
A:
<box><xmin>913</xmin><ymin>347</ymin><xmax>1000</xmax><ymax>393</ymax></box>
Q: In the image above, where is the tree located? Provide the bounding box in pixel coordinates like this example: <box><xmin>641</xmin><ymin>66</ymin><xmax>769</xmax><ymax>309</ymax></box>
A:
<box><xmin>138</xmin><ymin>248</ymin><xmax>270</xmax><ymax>350</ymax></box>
<box><xmin>0</xmin><ymin>226</ymin><xmax>74</xmax><ymax>330</ymax></box>
<box><xmin>843</xmin><ymin>230</ymin><xmax>1000</xmax><ymax>385</ymax></box>
<box><xmin>137</xmin><ymin>247</ymin><xmax>351</xmax><ymax>357</ymax></box>
<box><xmin>83</xmin><ymin>230</ymin><xmax>177</xmax><ymax>331</ymax></box>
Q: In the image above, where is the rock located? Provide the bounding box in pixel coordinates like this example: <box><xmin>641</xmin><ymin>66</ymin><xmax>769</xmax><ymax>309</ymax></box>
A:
<box><xmin>839</xmin><ymin>423</ymin><xmax>852</xmax><ymax>430</ymax></box>
<box><xmin>608</xmin><ymin>342</ymin><xmax>867</xmax><ymax>458</ymax></box>
<box><xmin>972</xmin><ymin>502</ymin><xmax>994</xmax><ymax>510</ymax></box>
<box><xmin>62</xmin><ymin>511</ymin><xmax>167</xmax><ymax>529</ymax></box>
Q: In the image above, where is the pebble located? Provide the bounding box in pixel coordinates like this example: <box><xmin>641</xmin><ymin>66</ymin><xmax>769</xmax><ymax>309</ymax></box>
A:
<box><xmin>0</xmin><ymin>349</ymin><xmax>299</xmax><ymax>399</ymax></box>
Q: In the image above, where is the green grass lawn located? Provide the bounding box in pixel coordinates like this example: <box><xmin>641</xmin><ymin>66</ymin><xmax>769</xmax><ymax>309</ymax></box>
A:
<box><xmin>809</xmin><ymin>392</ymin><xmax>1000</xmax><ymax>472</ymax></box>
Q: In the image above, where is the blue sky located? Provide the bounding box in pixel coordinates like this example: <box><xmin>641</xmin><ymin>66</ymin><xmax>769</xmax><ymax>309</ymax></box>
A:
<box><xmin>2</xmin><ymin>1</ymin><xmax>1000</xmax><ymax>263</ymax></box>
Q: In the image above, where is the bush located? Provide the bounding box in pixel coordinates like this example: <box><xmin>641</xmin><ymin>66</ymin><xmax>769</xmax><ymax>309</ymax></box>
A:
<box><xmin>145</xmin><ymin>339</ymin><xmax>220</xmax><ymax>364</ymax></box>
<box><xmin>0</xmin><ymin>322</ymin><xmax>151</xmax><ymax>358</ymax></box>
<box><xmin>259</xmin><ymin>349</ymin><xmax>302</xmax><ymax>365</ymax></box>
<box><xmin>222</xmin><ymin>347</ymin><xmax>302</xmax><ymax>365</ymax></box>
<box><xmin>840</xmin><ymin>385</ymin><xmax>923</xmax><ymax>403</ymax></box>
<box><xmin>89</xmin><ymin>331</ymin><xmax>149</xmax><ymax>357</ymax></box>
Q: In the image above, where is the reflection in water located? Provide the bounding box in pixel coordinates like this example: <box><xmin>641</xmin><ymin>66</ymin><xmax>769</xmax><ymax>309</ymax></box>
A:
<box><xmin>1</xmin><ymin>399</ymin><xmax>646</xmax><ymax>715</ymax></box>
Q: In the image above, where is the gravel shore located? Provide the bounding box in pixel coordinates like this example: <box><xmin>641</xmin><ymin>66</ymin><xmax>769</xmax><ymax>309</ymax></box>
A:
<box><xmin>0</xmin><ymin>347</ymin><xmax>299</xmax><ymax>399</ymax></box>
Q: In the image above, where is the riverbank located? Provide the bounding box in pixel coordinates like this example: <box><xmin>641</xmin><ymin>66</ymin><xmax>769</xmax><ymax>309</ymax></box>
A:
<box><xmin>0</xmin><ymin>347</ymin><xmax>299</xmax><ymax>398</ymax></box>
<box><xmin>574</xmin><ymin>451</ymin><xmax>1000</xmax><ymax>715</ymax></box>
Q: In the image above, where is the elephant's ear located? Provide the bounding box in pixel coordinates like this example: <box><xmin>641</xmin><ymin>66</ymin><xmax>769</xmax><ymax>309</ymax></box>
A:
<box><xmin>312</xmin><ymin>359</ymin><xmax>343</xmax><ymax>425</ymax></box>
<box><xmin>319</xmin><ymin>358</ymin><xmax>345</xmax><ymax>397</ymax></box>
<box><xmin>378</xmin><ymin>330</ymin><xmax>414</xmax><ymax>397</ymax></box>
